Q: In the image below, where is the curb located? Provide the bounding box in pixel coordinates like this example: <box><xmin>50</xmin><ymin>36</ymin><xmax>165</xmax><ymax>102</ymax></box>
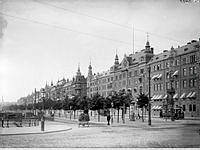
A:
<box><xmin>0</xmin><ymin>128</ymin><xmax>72</xmax><ymax>136</ymax></box>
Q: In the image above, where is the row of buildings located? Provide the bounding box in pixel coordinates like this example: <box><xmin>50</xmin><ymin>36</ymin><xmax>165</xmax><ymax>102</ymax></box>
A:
<box><xmin>17</xmin><ymin>38</ymin><xmax>200</xmax><ymax>118</ymax></box>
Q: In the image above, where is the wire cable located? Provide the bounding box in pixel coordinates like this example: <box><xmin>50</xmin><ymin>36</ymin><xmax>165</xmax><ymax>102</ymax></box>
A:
<box><xmin>35</xmin><ymin>0</ymin><xmax>185</xmax><ymax>44</ymax></box>
<box><xmin>0</xmin><ymin>12</ymin><xmax>133</xmax><ymax>46</ymax></box>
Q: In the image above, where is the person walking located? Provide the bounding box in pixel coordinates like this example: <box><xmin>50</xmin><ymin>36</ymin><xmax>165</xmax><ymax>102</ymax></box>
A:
<box><xmin>1</xmin><ymin>117</ymin><xmax>4</xmax><ymax>128</ymax></box>
<box><xmin>107</xmin><ymin>114</ymin><xmax>111</xmax><ymax>125</ymax></box>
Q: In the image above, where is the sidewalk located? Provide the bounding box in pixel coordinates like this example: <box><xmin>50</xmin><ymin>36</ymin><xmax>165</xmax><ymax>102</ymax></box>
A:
<box><xmin>0</xmin><ymin>121</ymin><xmax>72</xmax><ymax>136</ymax></box>
<box><xmin>54</xmin><ymin>115</ymin><xmax>200</xmax><ymax>129</ymax></box>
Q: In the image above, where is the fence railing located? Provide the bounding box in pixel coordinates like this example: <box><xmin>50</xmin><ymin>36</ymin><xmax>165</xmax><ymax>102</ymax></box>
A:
<box><xmin>1</xmin><ymin>117</ymin><xmax>39</xmax><ymax>128</ymax></box>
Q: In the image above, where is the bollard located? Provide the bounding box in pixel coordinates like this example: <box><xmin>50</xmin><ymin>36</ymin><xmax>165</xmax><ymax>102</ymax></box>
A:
<box><xmin>41</xmin><ymin>117</ymin><xmax>45</xmax><ymax>131</ymax></box>
<box><xmin>7</xmin><ymin>119</ymin><xmax>9</xmax><ymax>128</ymax></box>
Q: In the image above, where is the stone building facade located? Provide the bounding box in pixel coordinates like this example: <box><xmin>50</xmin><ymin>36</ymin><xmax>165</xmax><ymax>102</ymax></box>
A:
<box><xmin>87</xmin><ymin>39</ymin><xmax>200</xmax><ymax>118</ymax></box>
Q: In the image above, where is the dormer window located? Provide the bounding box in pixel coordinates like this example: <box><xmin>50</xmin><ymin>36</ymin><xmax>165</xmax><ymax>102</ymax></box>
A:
<box><xmin>141</xmin><ymin>56</ymin><xmax>144</xmax><ymax>62</ymax></box>
<box><xmin>184</xmin><ymin>48</ymin><xmax>188</xmax><ymax>51</ymax></box>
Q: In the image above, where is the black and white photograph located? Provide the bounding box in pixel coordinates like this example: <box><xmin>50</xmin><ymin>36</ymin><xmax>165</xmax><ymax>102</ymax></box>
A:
<box><xmin>0</xmin><ymin>0</ymin><xmax>200</xmax><ymax>148</ymax></box>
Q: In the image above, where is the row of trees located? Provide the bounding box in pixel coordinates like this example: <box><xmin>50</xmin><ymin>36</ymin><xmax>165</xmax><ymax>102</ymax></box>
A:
<box><xmin>5</xmin><ymin>90</ymin><xmax>150</xmax><ymax>122</ymax></box>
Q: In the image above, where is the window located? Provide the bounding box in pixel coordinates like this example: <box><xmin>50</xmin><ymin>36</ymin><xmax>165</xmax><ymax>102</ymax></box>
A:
<box><xmin>189</xmin><ymin>104</ymin><xmax>192</xmax><ymax>112</ymax></box>
<box><xmin>160</xmin><ymin>83</ymin><xmax>162</xmax><ymax>90</ymax></box>
<box><xmin>154</xmin><ymin>66</ymin><xmax>156</xmax><ymax>71</ymax></box>
<box><xmin>157</xmin><ymin>84</ymin><xmax>160</xmax><ymax>91</ymax></box>
<box><xmin>154</xmin><ymin>84</ymin><xmax>156</xmax><ymax>91</ymax></box>
<box><xmin>193</xmin><ymin>104</ymin><xmax>196</xmax><ymax>112</ymax></box>
<box><xmin>190</xmin><ymin>55</ymin><xmax>196</xmax><ymax>63</ymax></box>
<box><xmin>182</xmin><ymin>58</ymin><xmax>186</xmax><ymax>65</ymax></box>
<box><xmin>189</xmin><ymin>67</ymin><xmax>193</xmax><ymax>75</ymax></box>
<box><xmin>107</xmin><ymin>78</ymin><xmax>110</xmax><ymax>82</ymax></box>
<box><xmin>166</xmin><ymin>72</ymin><xmax>170</xmax><ymax>79</ymax></box>
<box><xmin>183</xmin><ymin>68</ymin><xmax>186</xmax><ymax>76</ymax></box>
<box><xmin>123</xmin><ymin>72</ymin><xmax>126</xmax><ymax>79</ymax></box>
<box><xmin>141</xmin><ymin>56</ymin><xmax>144</xmax><ymax>62</ymax></box>
<box><xmin>157</xmin><ymin>64</ymin><xmax>161</xmax><ymax>70</ymax></box>
<box><xmin>119</xmin><ymin>74</ymin><xmax>122</xmax><ymax>80</ymax></box>
<box><xmin>175</xmin><ymin>81</ymin><xmax>179</xmax><ymax>89</ymax></box>
<box><xmin>123</xmin><ymin>80</ymin><xmax>126</xmax><ymax>86</ymax></box>
<box><xmin>134</xmin><ymin>70</ymin><xmax>138</xmax><ymax>76</ymax></box>
<box><xmin>189</xmin><ymin>79</ymin><xmax>193</xmax><ymax>88</ymax></box>
<box><xmin>176</xmin><ymin>59</ymin><xmax>180</xmax><ymax>66</ymax></box>
<box><xmin>194</xmin><ymin>79</ymin><xmax>197</xmax><ymax>87</ymax></box>
<box><xmin>183</xmin><ymin>105</ymin><xmax>186</xmax><ymax>111</ymax></box>
<box><xmin>128</xmin><ymin>79</ymin><xmax>131</xmax><ymax>86</ymax></box>
<box><xmin>183</xmin><ymin>80</ymin><xmax>187</xmax><ymax>88</ymax></box>
<box><xmin>166</xmin><ymin>82</ymin><xmax>170</xmax><ymax>89</ymax></box>
<box><xmin>139</xmin><ymin>86</ymin><xmax>143</xmax><ymax>93</ymax></box>
<box><xmin>193</xmin><ymin>66</ymin><xmax>197</xmax><ymax>74</ymax></box>
<box><xmin>115</xmin><ymin>75</ymin><xmax>118</xmax><ymax>81</ymax></box>
<box><xmin>111</xmin><ymin>77</ymin><xmax>113</xmax><ymax>81</ymax></box>
<box><xmin>140</xmin><ymin>69</ymin><xmax>144</xmax><ymax>74</ymax></box>
<box><xmin>128</xmin><ymin>71</ymin><xmax>132</xmax><ymax>77</ymax></box>
<box><xmin>166</xmin><ymin>62</ymin><xmax>169</xmax><ymax>68</ymax></box>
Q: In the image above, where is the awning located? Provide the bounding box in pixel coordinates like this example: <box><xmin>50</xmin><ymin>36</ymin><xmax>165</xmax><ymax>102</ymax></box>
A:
<box><xmin>157</xmin><ymin>74</ymin><xmax>162</xmax><ymax>79</ymax></box>
<box><xmin>152</xmin><ymin>74</ymin><xmax>158</xmax><ymax>80</ymax></box>
<box><xmin>186</xmin><ymin>92</ymin><xmax>192</xmax><ymax>98</ymax></box>
<box><xmin>157</xmin><ymin>95</ymin><xmax>163</xmax><ymax>100</ymax></box>
<box><xmin>180</xmin><ymin>93</ymin><xmax>186</xmax><ymax>99</ymax></box>
<box><xmin>154</xmin><ymin>95</ymin><xmax>159</xmax><ymax>100</ymax></box>
<box><xmin>172</xmin><ymin>70</ymin><xmax>179</xmax><ymax>76</ymax></box>
<box><xmin>173</xmin><ymin>93</ymin><xmax>178</xmax><ymax>99</ymax></box>
<box><xmin>152</xmin><ymin>105</ymin><xmax>162</xmax><ymax>110</ymax></box>
<box><xmin>151</xmin><ymin>95</ymin><xmax>156</xmax><ymax>100</ymax></box>
<box><xmin>163</xmin><ymin>95</ymin><xmax>168</xmax><ymax>99</ymax></box>
<box><xmin>190</xmin><ymin>92</ymin><xmax>196</xmax><ymax>98</ymax></box>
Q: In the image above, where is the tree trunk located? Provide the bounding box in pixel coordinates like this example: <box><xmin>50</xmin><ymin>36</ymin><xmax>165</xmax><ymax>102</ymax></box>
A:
<box><xmin>74</xmin><ymin>110</ymin><xmax>76</xmax><ymax>119</ymax></box>
<box><xmin>142</xmin><ymin>107</ymin><xmax>144</xmax><ymax>122</ymax></box>
<box><xmin>98</xmin><ymin>110</ymin><xmax>100</xmax><ymax>122</ymax></box>
<box><xmin>117</xmin><ymin>108</ymin><xmax>119</xmax><ymax>123</ymax></box>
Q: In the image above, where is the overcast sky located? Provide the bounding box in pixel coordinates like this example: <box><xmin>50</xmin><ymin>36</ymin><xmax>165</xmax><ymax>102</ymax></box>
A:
<box><xmin>0</xmin><ymin>0</ymin><xmax>200</xmax><ymax>102</ymax></box>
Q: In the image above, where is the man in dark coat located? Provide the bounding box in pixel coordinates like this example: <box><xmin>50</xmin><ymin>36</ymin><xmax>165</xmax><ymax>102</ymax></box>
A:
<box><xmin>107</xmin><ymin>114</ymin><xmax>111</xmax><ymax>125</ymax></box>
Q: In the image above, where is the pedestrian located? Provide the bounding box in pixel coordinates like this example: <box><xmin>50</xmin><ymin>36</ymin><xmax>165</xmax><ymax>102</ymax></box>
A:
<box><xmin>1</xmin><ymin>117</ymin><xmax>4</xmax><ymax>128</ymax></box>
<box><xmin>107</xmin><ymin>114</ymin><xmax>111</xmax><ymax>125</ymax></box>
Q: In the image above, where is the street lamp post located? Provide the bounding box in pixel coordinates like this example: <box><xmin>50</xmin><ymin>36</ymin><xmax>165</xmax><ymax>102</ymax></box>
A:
<box><xmin>111</xmin><ymin>102</ymin><xmax>114</xmax><ymax>124</ymax></box>
<box><xmin>148</xmin><ymin>65</ymin><xmax>151</xmax><ymax>126</ymax></box>
<box><xmin>41</xmin><ymin>88</ymin><xmax>45</xmax><ymax>131</ymax></box>
<box><xmin>167</xmin><ymin>71</ymin><xmax>175</xmax><ymax>121</ymax></box>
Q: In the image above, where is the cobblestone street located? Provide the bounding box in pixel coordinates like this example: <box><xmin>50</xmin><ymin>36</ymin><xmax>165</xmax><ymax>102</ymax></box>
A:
<box><xmin>1</xmin><ymin>119</ymin><xmax>200</xmax><ymax>148</ymax></box>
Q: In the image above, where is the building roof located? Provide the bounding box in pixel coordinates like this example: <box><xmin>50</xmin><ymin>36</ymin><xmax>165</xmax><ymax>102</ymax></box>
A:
<box><xmin>148</xmin><ymin>50</ymin><xmax>170</xmax><ymax>64</ymax></box>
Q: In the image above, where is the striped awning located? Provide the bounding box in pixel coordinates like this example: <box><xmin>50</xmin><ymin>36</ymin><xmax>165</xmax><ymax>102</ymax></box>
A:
<box><xmin>163</xmin><ymin>95</ymin><xmax>168</xmax><ymax>99</ymax></box>
<box><xmin>190</xmin><ymin>92</ymin><xmax>196</xmax><ymax>98</ymax></box>
<box><xmin>157</xmin><ymin>74</ymin><xmax>162</xmax><ymax>79</ymax></box>
<box><xmin>152</xmin><ymin>105</ymin><xmax>162</xmax><ymax>110</ymax></box>
<box><xmin>157</xmin><ymin>95</ymin><xmax>163</xmax><ymax>100</ymax></box>
<box><xmin>186</xmin><ymin>92</ymin><xmax>193</xmax><ymax>98</ymax></box>
<box><xmin>180</xmin><ymin>93</ymin><xmax>186</xmax><ymax>99</ymax></box>
<box><xmin>173</xmin><ymin>93</ymin><xmax>178</xmax><ymax>99</ymax></box>
<box><xmin>151</xmin><ymin>95</ymin><xmax>157</xmax><ymax>100</ymax></box>
<box><xmin>172</xmin><ymin>70</ymin><xmax>179</xmax><ymax>76</ymax></box>
<box><xmin>152</xmin><ymin>74</ymin><xmax>158</xmax><ymax>80</ymax></box>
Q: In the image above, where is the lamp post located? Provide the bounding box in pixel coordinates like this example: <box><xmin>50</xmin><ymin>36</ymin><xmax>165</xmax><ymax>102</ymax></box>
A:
<box><xmin>148</xmin><ymin>65</ymin><xmax>151</xmax><ymax>126</ymax></box>
<box><xmin>111</xmin><ymin>102</ymin><xmax>114</xmax><ymax>124</ymax></box>
<box><xmin>41</xmin><ymin>88</ymin><xmax>45</xmax><ymax>131</ymax></box>
<box><xmin>167</xmin><ymin>70</ymin><xmax>175</xmax><ymax>121</ymax></box>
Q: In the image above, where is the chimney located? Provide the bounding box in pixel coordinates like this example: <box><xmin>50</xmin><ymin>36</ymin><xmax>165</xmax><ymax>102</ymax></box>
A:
<box><xmin>151</xmin><ymin>48</ymin><xmax>154</xmax><ymax>54</ymax></box>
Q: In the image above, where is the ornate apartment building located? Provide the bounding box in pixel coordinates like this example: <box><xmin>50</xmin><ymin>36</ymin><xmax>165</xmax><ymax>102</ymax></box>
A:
<box><xmin>87</xmin><ymin>39</ymin><xmax>200</xmax><ymax>118</ymax></box>
<box><xmin>18</xmin><ymin>66</ymin><xmax>87</xmax><ymax>105</ymax></box>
